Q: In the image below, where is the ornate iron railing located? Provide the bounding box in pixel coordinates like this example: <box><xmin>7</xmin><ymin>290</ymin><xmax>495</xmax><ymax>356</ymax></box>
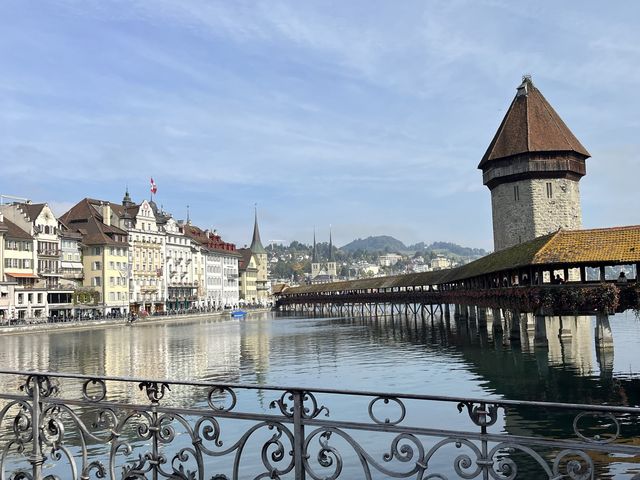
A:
<box><xmin>0</xmin><ymin>370</ymin><xmax>638</xmax><ymax>479</ymax></box>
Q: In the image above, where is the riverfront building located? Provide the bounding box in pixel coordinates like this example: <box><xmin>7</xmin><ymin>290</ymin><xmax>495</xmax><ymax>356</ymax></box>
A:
<box><xmin>164</xmin><ymin>217</ymin><xmax>199</xmax><ymax>311</ymax></box>
<box><xmin>480</xmin><ymin>76</ymin><xmax>590</xmax><ymax>251</ymax></box>
<box><xmin>60</xmin><ymin>198</ymin><xmax>131</xmax><ymax>317</ymax></box>
<box><xmin>183</xmin><ymin>223</ymin><xmax>241</xmax><ymax>309</ymax></box>
<box><xmin>0</xmin><ymin>203</ymin><xmax>75</xmax><ymax>319</ymax></box>
<box><xmin>238</xmin><ymin>209</ymin><xmax>269</xmax><ymax>304</ymax></box>
<box><xmin>0</xmin><ymin>190</ymin><xmax>260</xmax><ymax>321</ymax></box>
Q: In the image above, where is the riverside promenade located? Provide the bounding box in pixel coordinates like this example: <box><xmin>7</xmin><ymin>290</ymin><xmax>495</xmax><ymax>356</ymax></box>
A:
<box><xmin>0</xmin><ymin>307</ymin><xmax>272</xmax><ymax>336</ymax></box>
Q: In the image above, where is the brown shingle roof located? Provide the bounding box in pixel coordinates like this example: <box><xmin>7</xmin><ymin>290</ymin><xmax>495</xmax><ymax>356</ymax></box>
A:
<box><xmin>237</xmin><ymin>248</ymin><xmax>256</xmax><ymax>271</ymax></box>
<box><xmin>59</xmin><ymin>198</ymin><xmax>128</xmax><ymax>246</ymax></box>
<box><xmin>0</xmin><ymin>217</ymin><xmax>33</xmax><ymax>240</ymax></box>
<box><xmin>18</xmin><ymin>203</ymin><xmax>46</xmax><ymax>222</ymax></box>
<box><xmin>479</xmin><ymin>77</ymin><xmax>590</xmax><ymax>168</ymax></box>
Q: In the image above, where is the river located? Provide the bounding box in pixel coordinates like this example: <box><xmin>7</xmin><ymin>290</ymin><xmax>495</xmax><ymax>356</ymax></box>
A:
<box><xmin>0</xmin><ymin>310</ymin><xmax>639</xmax><ymax>478</ymax></box>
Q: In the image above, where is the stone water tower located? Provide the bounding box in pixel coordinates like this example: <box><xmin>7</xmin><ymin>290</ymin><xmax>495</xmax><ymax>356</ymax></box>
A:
<box><xmin>479</xmin><ymin>76</ymin><xmax>591</xmax><ymax>251</ymax></box>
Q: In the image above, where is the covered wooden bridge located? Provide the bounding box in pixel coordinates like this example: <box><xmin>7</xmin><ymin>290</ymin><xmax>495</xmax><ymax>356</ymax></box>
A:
<box><xmin>274</xmin><ymin>225</ymin><xmax>640</xmax><ymax>317</ymax></box>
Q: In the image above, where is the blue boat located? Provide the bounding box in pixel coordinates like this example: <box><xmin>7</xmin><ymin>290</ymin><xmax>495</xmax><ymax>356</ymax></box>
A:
<box><xmin>230</xmin><ymin>310</ymin><xmax>247</xmax><ymax>318</ymax></box>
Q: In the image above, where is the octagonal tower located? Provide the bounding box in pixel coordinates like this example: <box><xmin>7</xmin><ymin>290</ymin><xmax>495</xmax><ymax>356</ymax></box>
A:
<box><xmin>479</xmin><ymin>76</ymin><xmax>591</xmax><ymax>251</ymax></box>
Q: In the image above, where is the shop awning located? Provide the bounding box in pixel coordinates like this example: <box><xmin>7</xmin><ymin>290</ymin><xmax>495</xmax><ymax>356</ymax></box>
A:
<box><xmin>61</xmin><ymin>261</ymin><xmax>83</xmax><ymax>269</ymax></box>
<box><xmin>6</xmin><ymin>273</ymin><xmax>39</xmax><ymax>279</ymax></box>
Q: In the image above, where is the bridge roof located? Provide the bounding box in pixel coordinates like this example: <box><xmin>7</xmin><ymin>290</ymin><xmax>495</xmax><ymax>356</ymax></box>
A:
<box><xmin>279</xmin><ymin>225</ymin><xmax>640</xmax><ymax>295</ymax></box>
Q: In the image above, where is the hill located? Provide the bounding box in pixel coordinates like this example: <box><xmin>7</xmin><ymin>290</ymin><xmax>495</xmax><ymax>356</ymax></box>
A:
<box><xmin>340</xmin><ymin>235</ymin><xmax>407</xmax><ymax>253</ymax></box>
<box><xmin>340</xmin><ymin>236</ymin><xmax>487</xmax><ymax>258</ymax></box>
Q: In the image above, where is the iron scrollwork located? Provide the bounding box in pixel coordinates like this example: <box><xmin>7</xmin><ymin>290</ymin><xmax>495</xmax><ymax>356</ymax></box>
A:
<box><xmin>138</xmin><ymin>381</ymin><xmax>171</xmax><ymax>403</ymax></box>
<box><xmin>0</xmin><ymin>372</ymin><xmax>638</xmax><ymax>478</ymax></box>
<box><xmin>456</xmin><ymin>401</ymin><xmax>501</xmax><ymax>428</ymax></box>
<box><xmin>269</xmin><ymin>390</ymin><xmax>329</xmax><ymax>419</ymax></box>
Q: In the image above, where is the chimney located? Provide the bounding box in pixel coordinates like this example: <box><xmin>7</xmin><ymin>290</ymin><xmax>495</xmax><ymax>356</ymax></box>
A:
<box><xmin>0</xmin><ymin>211</ymin><xmax>3</xmax><ymax>223</ymax></box>
<box><xmin>102</xmin><ymin>202</ymin><xmax>111</xmax><ymax>227</ymax></box>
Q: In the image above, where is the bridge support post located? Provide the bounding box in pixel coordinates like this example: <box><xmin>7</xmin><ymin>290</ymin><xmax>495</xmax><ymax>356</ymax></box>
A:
<box><xmin>477</xmin><ymin>308</ymin><xmax>487</xmax><ymax>328</ymax></box>
<box><xmin>558</xmin><ymin>316</ymin><xmax>572</xmax><ymax>339</ymax></box>
<box><xmin>509</xmin><ymin>309</ymin><xmax>521</xmax><ymax>344</ymax></box>
<box><xmin>492</xmin><ymin>308</ymin><xmax>503</xmax><ymax>333</ymax></box>
<box><xmin>534</xmin><ymin>314</ymin><xmax>548</xmax><ymax>348</ymax></box>
<box><xmin>444</xmin><ymin>303</ymin><xmax>450</xmax><ymax>321</ymax></box>
<box><xmin>595</xmin><ymin>313</ymin><xmax>614</xmax><ymax>379</ymax></box>
<box><xmin>594</xmin><ymin>312</ymin><xmax>614</xmax><ymax>349</ymax></box>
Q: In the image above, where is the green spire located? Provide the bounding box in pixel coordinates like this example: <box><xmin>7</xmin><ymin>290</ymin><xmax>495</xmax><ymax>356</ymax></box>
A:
<box><xmin>250</xmin><ymin>205</ymin><xmax>266</xmax><ymax>255</ymax></box>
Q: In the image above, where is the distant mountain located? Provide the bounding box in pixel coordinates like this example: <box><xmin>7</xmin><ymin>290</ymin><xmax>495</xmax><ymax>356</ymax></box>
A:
<box><xmin>427</xmin><ymin>241</ymin><xmax>487</xmax><ymax>257</ymax></box>
<box><xmin>340</xmin><ymin>235</ymin><xmax>407</xmax><ymax>253</ymax></box>
<box><xmin>340</xmin><ymin>236</ymin><xmax>487</xmax><ymax>258</ymax></box>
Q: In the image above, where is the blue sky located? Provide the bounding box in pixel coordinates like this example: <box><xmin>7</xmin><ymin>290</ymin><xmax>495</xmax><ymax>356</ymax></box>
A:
<box><xmin>1</xmin><ymin>1</ymin><xmax>639</xmax><ymax>250</ymax></box>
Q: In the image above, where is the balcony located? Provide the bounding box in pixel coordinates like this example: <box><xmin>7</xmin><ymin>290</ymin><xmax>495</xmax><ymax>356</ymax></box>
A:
<box><xmin>37</xmin><ymin>249</ymin><xmax>61</xmax><ymax>257</ymax></box>
<box><xmin>40</xmin><ymin>268</ymin><xmax>62</xmax><ymax>276</ymax></box>
<box><xmin>61</xmin><ymin>272</ymin><xmax>84</xmax><ymax>279</ymax></box>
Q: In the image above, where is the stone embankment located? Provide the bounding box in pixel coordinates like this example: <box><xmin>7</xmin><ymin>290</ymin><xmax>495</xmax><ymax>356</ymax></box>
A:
<box><xmin>0</xmin><ymin>308</ymin><xmax>273</xmax><ymax>336</ymax></box>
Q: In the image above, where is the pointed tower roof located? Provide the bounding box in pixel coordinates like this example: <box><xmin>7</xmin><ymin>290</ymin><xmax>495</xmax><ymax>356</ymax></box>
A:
<box><xmin>479</xmin><ymin>76</ymin><xmax>590</xmax><ymax>168</ymax></box>
<box><xmin>312</xmin><ymin>229</ymin><xmax>319</xmax><ymax>263</ymax></box>
<box><xmin>122</xmin><ymin>187</ymin><xmax>134</xmax><ymax>207</ymax></box>
<box><xmin>328</xmin><ymin>226</ymin><xmax>334</xmax><ymax>261</ymax></box>
<box><xmin>250</xmin><ymin>206</ymin><xmax>267</xmax><ymax>255</ymax></box>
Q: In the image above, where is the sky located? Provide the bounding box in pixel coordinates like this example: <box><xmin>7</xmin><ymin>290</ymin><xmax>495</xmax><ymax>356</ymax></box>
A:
<box><xmin>1</xmin><ymin>1</ymin><xmax>639</xmax><ymax>250</ymax></box>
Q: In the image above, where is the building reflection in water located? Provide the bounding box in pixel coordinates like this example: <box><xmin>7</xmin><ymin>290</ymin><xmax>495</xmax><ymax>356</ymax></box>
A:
<box><xmin>0</xmin><ymin>309</ymin><xmax>637</xmax><ymax>478</ymax></box>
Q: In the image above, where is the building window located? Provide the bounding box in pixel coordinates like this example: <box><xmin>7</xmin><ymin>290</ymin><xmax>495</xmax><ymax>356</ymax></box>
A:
<box><xmin>513</xmin><ymin>185</ymin><xmax>520</xmax><ymax>201</ymax></box>
<box><xmin>546</xmin><ymin>182</ymin><xmax>553</xmax><ymax>199</ymax></box>
<box><xmin>92</xmin><ymin>277</ymin><xmax>101</xmax><ymax>287</ymax></box>
<box><xmin>92</xmin><ymin>261</ymin><xmax>102</xmax><ymax>271</ymax></box>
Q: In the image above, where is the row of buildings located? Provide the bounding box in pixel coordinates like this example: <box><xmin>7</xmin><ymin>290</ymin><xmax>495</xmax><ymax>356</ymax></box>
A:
<box><xmin>0</xmin><ymin>191</ymin><xmax>269</xmax><ymax>321</ymax></box>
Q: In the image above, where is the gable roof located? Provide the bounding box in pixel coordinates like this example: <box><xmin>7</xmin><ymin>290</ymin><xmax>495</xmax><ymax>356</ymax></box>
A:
<box><xmin>238</xmin><ymin>248</ymin><xmax>257</xmax><ymax>271</ymax></box>
<box><xmin>479</xmin><ymin>77</ymin><xmax>590</xmax><ymax>168</ymax></box>
<box><xmin>0</xmin><ymin>217</ymin><xmax>32</xmax><ymax>240</ymax></box>
<box><xmin>59</xmin><ymin>198</ymin><xmax>128</xmax><ymax>246</ymax></box>
<box><xmin>18</xmin><ymin>203</ymin><xmax>46</xmax><ymax>222</ymax></box>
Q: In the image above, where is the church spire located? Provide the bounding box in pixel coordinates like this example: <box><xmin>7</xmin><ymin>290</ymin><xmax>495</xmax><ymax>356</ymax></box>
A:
<box><xmin>250</xmin><ymin>205</ymin><xmax>266</xmax><ymax>254</ymax></box>
<box><xmin>329</xmin><ymin>226</ymin><xmax>334</xmax><ymax>261</ymax></box>
<box><xmin>312</xmin><ymin>228</ymin><xmax>319</xmax><ymax>263</ymax></box>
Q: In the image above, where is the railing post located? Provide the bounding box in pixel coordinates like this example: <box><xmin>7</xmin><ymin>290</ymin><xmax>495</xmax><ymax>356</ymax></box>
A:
<box><xmin>292</xmin><ymin>390</ymin><xmax>306</xmax><ymax>479</ymax></box>
<box><xmin>30</xmin><ymin>376</ymin><xmax>44</xmax><ymax>480</ymax></box>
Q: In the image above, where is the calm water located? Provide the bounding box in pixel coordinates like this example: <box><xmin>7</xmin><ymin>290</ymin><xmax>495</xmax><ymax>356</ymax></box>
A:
<box><xmin>0</xmin><ymin>310</ymin><xmax>639</xmax><ymax>478</ymax></box>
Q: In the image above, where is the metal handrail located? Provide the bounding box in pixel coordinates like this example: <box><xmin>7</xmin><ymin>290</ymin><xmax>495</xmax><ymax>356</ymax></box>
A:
<box><xmin>0</xmin><ymin>369</ymin><xmax>638</xmax><ymax>414</ymax></box>
<box><xmin>0</xmin><ymin>369</ymin><xmax>638</xmax><ymax>479</ymax></box>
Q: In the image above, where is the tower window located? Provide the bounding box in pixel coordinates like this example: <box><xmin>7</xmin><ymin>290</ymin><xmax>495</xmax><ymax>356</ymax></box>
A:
<box><xmin>546</xmin><ymin>182</ymin><xmax>553</xmax><ymax>199</ymax></box>
<box><xmin>513</xmin><ymin>185</ymin><xmax>520</xmax><ymax>201</ymax></box>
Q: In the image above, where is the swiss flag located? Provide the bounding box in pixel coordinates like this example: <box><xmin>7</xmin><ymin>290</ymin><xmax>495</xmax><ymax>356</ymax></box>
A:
<box><xmin>150</xmin><ymin>177</ymin><xmax>158</xmax><ymax>194</ymax></box>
